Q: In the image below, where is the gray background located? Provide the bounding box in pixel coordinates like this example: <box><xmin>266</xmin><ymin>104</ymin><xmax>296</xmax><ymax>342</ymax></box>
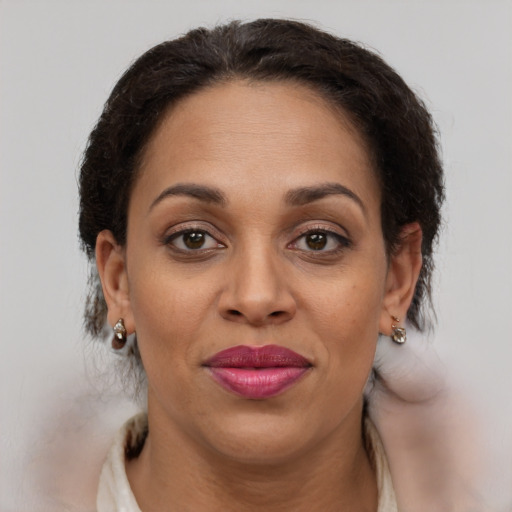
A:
<box><xmin>1</xmin><ymin>1</ymin><xmax>511</xmax><ymax>510</ymax></box>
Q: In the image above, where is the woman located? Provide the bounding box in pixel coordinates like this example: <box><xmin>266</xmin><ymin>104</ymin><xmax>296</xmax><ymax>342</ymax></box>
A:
<box><xmin>79</xmin><ymin>19</ymin><xmax>444</xmax><ymax>511</ymax></box>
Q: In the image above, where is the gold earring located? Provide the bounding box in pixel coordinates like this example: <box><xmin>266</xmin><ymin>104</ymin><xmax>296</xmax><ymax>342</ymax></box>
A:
<box><xmin>112</xmin><ymin>318</ymin><xmax>127</xmax><ymax>350</ymax></box>
<box><xmin>391</xmin><ymin>315</ymin><xmax>406</xmax><ymax>344</ymax></box>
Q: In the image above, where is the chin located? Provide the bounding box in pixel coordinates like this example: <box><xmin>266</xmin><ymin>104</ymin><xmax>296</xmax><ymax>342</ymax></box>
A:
<box><xmin>207</xmin><ymin>418</ymin><xmax>316</xmax><ymax>465</ymax></box>
<box><xmin>194</xmin><ymin>403</ymin><xmax>351</xmax><ymax>467</ymax></box>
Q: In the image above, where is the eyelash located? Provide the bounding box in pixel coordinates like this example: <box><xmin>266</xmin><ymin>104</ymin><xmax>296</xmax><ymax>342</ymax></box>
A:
<box><xmin>288</xmin><ymin>226</ymin><xmax>351</xmax><ymax>255</ymax></box>
<box><xmin>162</xmin><ymin>224</ymin><xmax>351</xmax><ymax>257</ymax></box>
<box><xmin>162</xmin><ymin>223</ymin><xmax>226</xmax><ymax>255</ymax></box>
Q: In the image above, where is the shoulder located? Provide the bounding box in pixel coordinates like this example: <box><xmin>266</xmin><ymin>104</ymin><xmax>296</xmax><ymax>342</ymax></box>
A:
<box><xmin>96</xmin><ymin>413</ymin><xmax>148</xmax><ymax>512</ymax></box>
<box><xmin>365</xmin><ymin>417</ymin><xmax>398</xmax><ymax>512</ymax></box>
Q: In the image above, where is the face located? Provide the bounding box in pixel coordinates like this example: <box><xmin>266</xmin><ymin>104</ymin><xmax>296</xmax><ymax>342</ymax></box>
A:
<box><xmin>99</xmin><ymin>80</ymin><xmax>412</xmax><ymax>463</ymax></box>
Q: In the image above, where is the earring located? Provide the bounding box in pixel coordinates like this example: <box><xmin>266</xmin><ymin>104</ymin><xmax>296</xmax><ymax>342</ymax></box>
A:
<box><xmin>391</xmin><ymin>315</ymin><xmax>406</xmax><ymax>344</ymax></box>
<box><xmin>112</xmin><ymin>318</ymin><xmax>127</xmax><ymax>350</ymax></box>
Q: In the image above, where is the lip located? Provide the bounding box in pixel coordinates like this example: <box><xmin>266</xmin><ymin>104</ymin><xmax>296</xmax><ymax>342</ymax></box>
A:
<box><xmin>203</xmin><ymin>345</ymin><xmax>312</xmax><ymax>399</ymax></box>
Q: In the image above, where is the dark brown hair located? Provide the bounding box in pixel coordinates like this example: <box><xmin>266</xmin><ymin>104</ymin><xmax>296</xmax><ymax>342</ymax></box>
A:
<box><xmin>79</xmin><ymin>18</ymin><xmax>444</xmax><ymax>338</ymax></box>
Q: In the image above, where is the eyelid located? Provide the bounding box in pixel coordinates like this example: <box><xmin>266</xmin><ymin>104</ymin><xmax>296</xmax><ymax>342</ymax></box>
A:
<box><xmin>169</xmin><ymin>231</ymin><xmax>220</xmax><ymax>251</ymax></box>
<box><xmin>288</xmin><ymin>222</ymin><xmax>352</xmax><ymax>252</ymax></box>
<box><xmin>161</xmin><ymin>221</ymin><xmax>227</xmax><ymax>247</ymax></box>
<box><xmin>292</xmin><ymin>222</ymin><xmax>350</xmax><ymax>241</ymax></box>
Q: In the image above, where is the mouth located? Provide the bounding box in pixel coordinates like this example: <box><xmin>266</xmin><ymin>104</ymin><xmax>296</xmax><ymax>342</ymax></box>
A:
<box><xmin>203</xmin><ymin>345</ymin><xmax>312</xmax><ymax>399</ymax></box>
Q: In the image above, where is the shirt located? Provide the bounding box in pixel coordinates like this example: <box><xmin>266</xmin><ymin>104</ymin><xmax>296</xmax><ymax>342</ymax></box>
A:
<box><xmin>97</xmin><ymin>413</ymin><xmax>397</xmax><ymax>511</ymax></box>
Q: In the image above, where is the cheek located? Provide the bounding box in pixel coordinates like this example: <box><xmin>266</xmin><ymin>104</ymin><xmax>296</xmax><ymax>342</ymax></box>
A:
<box><xmin>128</xmin><ymin>271</ymin><xmax>215</xmax><ymax>370</ymax></box>
<box><xmin>307</xmin><ymin>261</ymin><xmax>386</xmax><ymax>331</ymax></box>
<box><xmin>127</xmin><ymin>275</ymin><xmax>220</xmax><ymax>422</ymax></box>
<box><xmin>305</xmin><ymin>267</ymin><xmax>386</xmax><ymax>386</ymax></box>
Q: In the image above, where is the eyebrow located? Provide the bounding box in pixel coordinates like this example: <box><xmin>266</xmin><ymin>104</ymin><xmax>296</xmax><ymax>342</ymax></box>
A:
<box><xmin>148</xmin><ymin>181</ymin><xmax>365</xmax><ymax>215</ymax></box>
<box><xmin>149</xmin><ymin>183</ymin><xmax>227</xmax><ymax>212</ymax></box>
<box><xmin>284</xmin><ymin>182</ymin><xmax>366</xmax><ymax>213</ymax></box>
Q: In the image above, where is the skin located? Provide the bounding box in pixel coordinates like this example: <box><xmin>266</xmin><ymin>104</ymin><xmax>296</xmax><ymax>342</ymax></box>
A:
<box><xmin>96</xmin><ymin>80</ymin><xmax>422</xmax><ymax>511</ymax></box>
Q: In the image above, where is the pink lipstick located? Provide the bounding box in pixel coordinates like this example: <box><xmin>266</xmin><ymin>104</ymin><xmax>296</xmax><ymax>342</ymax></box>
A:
<box><xmin>203</xmin><ymin>345</ymin><xmax>311</xmax><ymax>399</ymax></box>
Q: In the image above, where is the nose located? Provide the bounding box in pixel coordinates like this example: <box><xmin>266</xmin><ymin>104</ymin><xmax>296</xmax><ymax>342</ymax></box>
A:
<box><xmin>218</xmin><ymin>245</ymin><xmax>296</xmax><ymax>327</ymax></box>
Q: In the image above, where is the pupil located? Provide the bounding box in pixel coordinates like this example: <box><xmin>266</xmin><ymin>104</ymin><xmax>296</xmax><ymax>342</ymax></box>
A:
<box><xmin>184</xmin><ymin>231</ymin><xmax>205</xmax><ymax>249</ymax></box>
<box><xmin>307</xmin><ymin>233</ymin><xmax>327</xmax><ymax>250</ymax></box>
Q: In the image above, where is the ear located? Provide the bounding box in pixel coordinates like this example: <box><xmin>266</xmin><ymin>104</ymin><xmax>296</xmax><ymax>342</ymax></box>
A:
<box><xmin>379</xmin><ymin>222</ymin><xmax>423</xmax><ymax>335</ymax></box>
<box><xmin>95</xmin><ymin>230</ymin><xmax>135</xmax><ymax>333</ymax></box>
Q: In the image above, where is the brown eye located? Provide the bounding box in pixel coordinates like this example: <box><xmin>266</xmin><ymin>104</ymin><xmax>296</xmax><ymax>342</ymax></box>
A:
<box><xmin>183</xmin><ymin>231</ymin><xmax>206</xmax><ymax>249</ymax></box>
<box><xmin>291</xmin><ymin>229</ymin><xmax>350</xmax><ymax>253</ymax></box>
<box><xmin>305</xmin><ymin>232</ymin><xmax>327</xmax><ymax>250</ymax></box>
<box><xmin>167</xmin><ymin>229</ymin><xmax>222</xmax><ymax>251</ymax></box>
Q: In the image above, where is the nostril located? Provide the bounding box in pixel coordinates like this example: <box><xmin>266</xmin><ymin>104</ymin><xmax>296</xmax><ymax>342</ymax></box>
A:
<box><xmin>228</xmin><ymin>309</ymin><xmax>242</xmax><ymax>316</ymax></box>
<box><xmin>269</xmin><ymin>311</ymin><xmax>284</xmax><ymax>317</ymax></box>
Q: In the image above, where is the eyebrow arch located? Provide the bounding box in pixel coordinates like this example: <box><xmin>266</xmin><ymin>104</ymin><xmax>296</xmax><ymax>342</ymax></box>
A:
<box><xmin>285</xmin><ymin>182</ymin><xmax>366</xmax><ymax>213</ymax></box>
<box><xmin>149</xmin><ymin>183</ymin><xmax>227</xmax><ymax>212</ymax></box>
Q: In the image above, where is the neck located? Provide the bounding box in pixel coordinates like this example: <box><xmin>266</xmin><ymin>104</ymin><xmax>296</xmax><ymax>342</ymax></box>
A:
<box><xmin>126</xmin><ymin>403</ymin><xmax>378</xmax><ymax>512</ymax></box>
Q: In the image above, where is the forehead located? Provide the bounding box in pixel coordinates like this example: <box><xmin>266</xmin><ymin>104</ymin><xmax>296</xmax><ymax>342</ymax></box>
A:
<box><xmin>135</xmin><ymin>80</ymin><xmax>380</xmax><ymax>210</ymax></box>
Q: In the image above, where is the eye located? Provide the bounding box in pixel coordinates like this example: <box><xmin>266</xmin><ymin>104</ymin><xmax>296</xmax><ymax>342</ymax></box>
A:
<box><xmin>291</xmin><ymin>229</ymin><xmax>349</xmax><ymax>252</ymax></box>
<box><xmin>167</xmin><ymin>229</ymin><xmax>222</xmax><ymax>251</ymax></box>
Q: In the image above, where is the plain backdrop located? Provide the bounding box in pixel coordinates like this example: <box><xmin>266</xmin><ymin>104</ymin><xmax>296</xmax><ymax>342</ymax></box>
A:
<box><xmin>1</xmin><ymin>1</ymin><xmax>511</xmax><ymax>510</ymax></box>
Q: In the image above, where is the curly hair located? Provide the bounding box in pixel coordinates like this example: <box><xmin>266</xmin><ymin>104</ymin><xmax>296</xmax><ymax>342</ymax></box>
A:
<box><xmin>79</xmin><ymin>18</ymin><xmax>444</xmax><ymax>342</ymax></box>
